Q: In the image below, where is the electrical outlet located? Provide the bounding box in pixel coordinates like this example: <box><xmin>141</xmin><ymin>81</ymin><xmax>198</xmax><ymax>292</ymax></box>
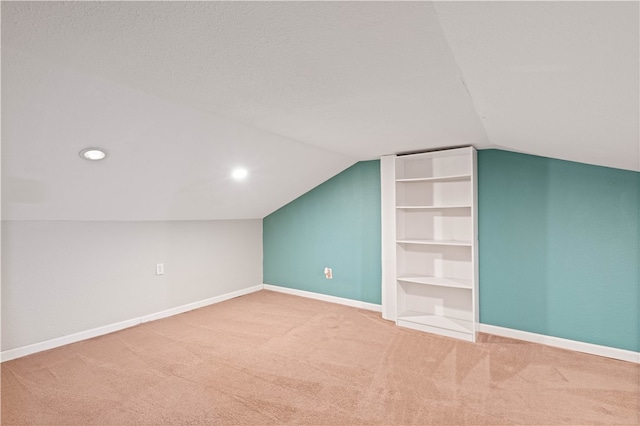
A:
<box><xmin>324</xmin><ymin>267</ymin><xmax>332</xmax><ymax>279</ymax></box>
<box><xmin>156</xmin><ymin>263</ymin><xmax>164</xmax><ymax>275</ymax></box>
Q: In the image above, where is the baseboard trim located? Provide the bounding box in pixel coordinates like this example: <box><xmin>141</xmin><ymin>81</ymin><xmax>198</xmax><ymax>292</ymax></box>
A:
<box><xmin>477</xmin><ymin>323</ymin><xmax>640</xmax><ymax>364</ymax></box>
<box><xmin>139</xmin><ymin>284</ymin><xmax>264</xmax><ymax>324</ymax></box>
<box><xmin>1</xmin><ymin>284</ymin><xmax>263</xmax><ymax>363</ymax></box>
<box><xmin>263</xmin><ymin>284</ymin><xmax>382</xmax><ymax>312</ymax></box>
<box><xmin>9</xmin><ymin>289</ymin><xmax>631</xmax><ymax>364</ymax></box>
<box><xmin>0</xmin><ymin>318</ymin><xmax>141</xmax><ymax>363</ymax></box>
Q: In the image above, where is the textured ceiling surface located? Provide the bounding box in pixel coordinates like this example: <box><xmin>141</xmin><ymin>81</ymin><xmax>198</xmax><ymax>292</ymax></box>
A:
<box><xmin>2</xmin><ymin>1</ymin><xmax>638</xmax><ymax>220</ymax></box>
<box><xmin>434</xmin><ymin>1</ymin><xmax>639</xmax><ymax>171</ymax></box>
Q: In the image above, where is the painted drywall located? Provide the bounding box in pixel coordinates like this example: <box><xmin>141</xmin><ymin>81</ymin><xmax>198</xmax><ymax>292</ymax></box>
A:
<box><xmin>263</xmin><ymin>161</ymin><xmax>381</xmax><ymax>304</ymax></box>
<box><xmin>478</xmin><ymin>149</ymin><xmax>639</xmax><ymax>352</ymax></box>
<box><xmin>1</xmin><ymin>220</ymin><xmax>262</xmax><ymax>351</ymax></box>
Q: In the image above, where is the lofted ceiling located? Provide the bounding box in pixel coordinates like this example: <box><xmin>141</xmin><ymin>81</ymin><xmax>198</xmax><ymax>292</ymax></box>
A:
<box><xmin>2</xmin><ymin>1</ymin><xmax>638</xmax><ymax>221</ymax></box>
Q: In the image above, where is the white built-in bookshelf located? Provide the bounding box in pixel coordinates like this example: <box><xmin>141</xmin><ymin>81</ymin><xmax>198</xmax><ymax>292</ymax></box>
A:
<box><xmin>381</xmin><ymin>147</ymin><xmax>478</xmax><ymax>342</ymax></box>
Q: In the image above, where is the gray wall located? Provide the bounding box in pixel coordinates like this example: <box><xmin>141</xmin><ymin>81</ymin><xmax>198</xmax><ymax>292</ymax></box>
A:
<box><xmin>1</xmin><ymin>220</ymin><xmax>262</xmax><ymax>351</ymax></box>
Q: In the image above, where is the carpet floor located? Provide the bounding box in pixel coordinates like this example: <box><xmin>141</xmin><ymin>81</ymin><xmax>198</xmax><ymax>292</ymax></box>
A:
<box><xmin>2</xmin><ymin>290</ymin><xmax>638</xmax><ymax>425</ymax></box>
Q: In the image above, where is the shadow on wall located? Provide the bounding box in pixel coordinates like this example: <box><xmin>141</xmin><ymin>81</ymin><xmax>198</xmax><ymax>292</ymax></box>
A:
<box><xmin>478</xmin><ymin>151</ymin><xmax>550</xmax><ymax>334</ymax></box>
<box><xmin>478</xmin><ymin>149</ymin><xmax>639</xmax><ymax>352</ymax></box>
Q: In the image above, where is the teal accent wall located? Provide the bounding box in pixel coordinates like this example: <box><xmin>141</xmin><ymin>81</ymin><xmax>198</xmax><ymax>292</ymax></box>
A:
<box><xmin>478</xmin><ymin>149</ymin><xmax>639</xmax><ymax>352</ymax></box>
<box><xmin>263</xmin><ymin>160</ymin><xmax>382</xmax><ymax>304</ymax></box>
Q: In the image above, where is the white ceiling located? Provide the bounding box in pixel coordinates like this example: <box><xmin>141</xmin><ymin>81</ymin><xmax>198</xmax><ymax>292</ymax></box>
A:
<box><xmin>434</xmin><ymin>1</ymin><xmax>639</xmax><ymax>171</ymax></box>
<box><xmin>2</xmin><ymin>1</ymin><xmax>638</xmax><ymax>221</ymax></box>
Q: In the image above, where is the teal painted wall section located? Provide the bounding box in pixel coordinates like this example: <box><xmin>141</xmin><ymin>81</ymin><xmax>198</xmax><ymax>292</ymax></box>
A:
<box><xmin>478</xmin><ymin>149</ymin><xmax>639</xmax><ymax>352</ymax></box>
<box><xmin>263</xmin><ymin>161</ymin><xmax>382</xmax><ymax>304</ymax></box>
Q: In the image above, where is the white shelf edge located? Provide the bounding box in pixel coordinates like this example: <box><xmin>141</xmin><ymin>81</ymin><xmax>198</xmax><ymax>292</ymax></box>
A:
<box><xmin>396</xmin><ymin>205</ymin><xmax>471</xmax><ymax>210</ymax></box>
<box><xmin>396</xmin><ymin>239</ymin><xmax>472</xmax><ymax>247</ymax></box>
<box><xmin>397</xmin><ymin>275</ymin><xmax>472</xmax><ymax>289</ymax></box>
<box><xmin>396</xmin><ymin>174</ymin><xmax>471</xmax><ymax>183</ymax></box>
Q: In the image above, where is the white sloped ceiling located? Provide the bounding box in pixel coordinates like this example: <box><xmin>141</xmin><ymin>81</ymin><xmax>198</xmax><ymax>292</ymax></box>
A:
<box><xmin>1</xmin><ymin>1</ymin><xmax>637</xmax><ymax>221</ymax></box>
<box><xmin>434</xmin><ymin>1</ymin><xmax>639</xmax><ymax>171</ymax></box>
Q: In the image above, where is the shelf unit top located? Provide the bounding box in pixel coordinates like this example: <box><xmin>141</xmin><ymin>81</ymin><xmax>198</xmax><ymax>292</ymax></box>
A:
<box><xmin>396</xmin><ymin>146</ymin><xmax>475</xmax><ymax>160</ymax></box>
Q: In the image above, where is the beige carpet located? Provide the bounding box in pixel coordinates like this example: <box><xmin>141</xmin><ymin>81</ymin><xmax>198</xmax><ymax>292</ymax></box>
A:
<box><xmin>2</xmin><ymin>290</ymin><xmax>638</xmax><ymax>425</ymax></box>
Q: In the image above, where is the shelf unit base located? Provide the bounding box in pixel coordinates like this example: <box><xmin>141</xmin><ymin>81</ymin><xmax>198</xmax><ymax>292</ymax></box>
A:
<box><xmin>397</xmin><ymin>312</ymin><xmax>476</xmax><ymax>342</ymax></box>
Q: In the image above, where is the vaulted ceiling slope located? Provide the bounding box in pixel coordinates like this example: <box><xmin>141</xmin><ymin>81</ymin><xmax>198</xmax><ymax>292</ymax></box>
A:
<box><xmin>434</xmin><ymin>1</ymin><xmax>639</xmax><ymax>172</ymax></box>
<box><xmin>2</xmin><ymin>2</ymin><xmax>637</xmax><ymax>221</ymax></box>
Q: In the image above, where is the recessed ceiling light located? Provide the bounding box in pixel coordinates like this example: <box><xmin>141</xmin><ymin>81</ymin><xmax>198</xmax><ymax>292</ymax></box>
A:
<box><xmin>232</xmin><ymin>167</ymin><xmax>248</xmax><ymax>180</ymax></box>
<box><xmin>79</xmin><ymin>148</ymin><xmax>107</xmax><ymax>161</ymax></box>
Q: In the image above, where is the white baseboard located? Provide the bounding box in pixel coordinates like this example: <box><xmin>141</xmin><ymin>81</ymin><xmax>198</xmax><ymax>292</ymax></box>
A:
<box><xmin>0</xmin><ymin>318</ymin><xmax>141</xmax><ymax>363</ymax></box>
<box><xmin>0</xmin><ymin>284</ymin><xmax>263</xmax><ymax>363</ymax></box>
<box><xmin>477</xmin><ymin>323</ymin><xmax>640</xmax><ymax>364</ymax></box>
<box><xmin>8</xmin><ymin>288</ymin><xmax>631</xmax><ymax>364</ymax></box>
<box><xmin>139</xmin><ymin>284</ymin><xmax>263</xmax><ymax>324</ymax></box>
<box><xmin>263</xmin><ymin>284</ymin><xmax>382</xmax><ymax>312</ymax></box>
